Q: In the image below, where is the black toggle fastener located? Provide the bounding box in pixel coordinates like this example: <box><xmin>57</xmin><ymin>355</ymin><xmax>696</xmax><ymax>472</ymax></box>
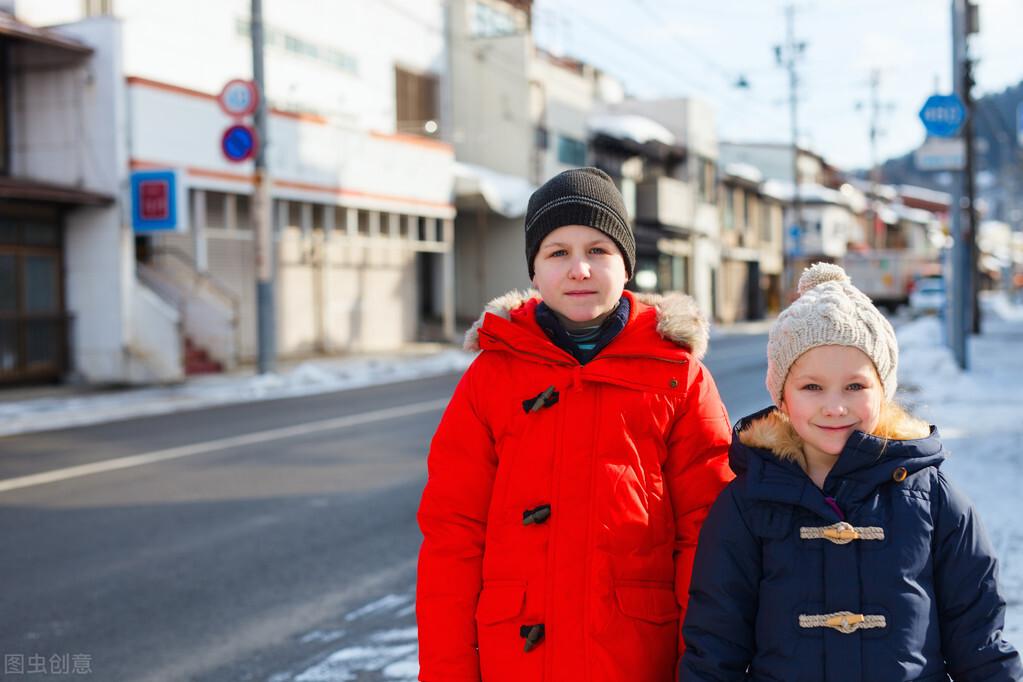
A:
<box><xmin>522</xmin><ymin>386</ymin><xmax>559</xmax><ymax>413</ymax></box>
<box><xmin>519</xmin><ymin>623</ymin><xmax>545</xmax><ymax>652</ymax></box>
<box><xmin>522</xmin><ymin>504</ymin><xmax>551</xmax><ymax>525</ymax></box>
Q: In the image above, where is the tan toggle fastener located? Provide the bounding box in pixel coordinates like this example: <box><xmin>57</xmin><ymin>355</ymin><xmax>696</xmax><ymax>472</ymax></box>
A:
<box><xmin>799</xmin><ymin>611</ymin><xmax>886</xmax><ymax>634</ymax></box>
<box><xmin>800</xmin><ymin>521</ymin><xmax>885</xmax><ymax>545</ymax></box>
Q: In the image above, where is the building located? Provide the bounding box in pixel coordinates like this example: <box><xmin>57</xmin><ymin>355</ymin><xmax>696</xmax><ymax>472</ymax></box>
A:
<box><xmin>15</xmin><ymin>0</ymin><xmax>458</xmax><ymax>384</ymax></box>
<box><xmin>447</xmin><ymin>0</ymin><xmax>625</xmax><ymax>318</ymax></box>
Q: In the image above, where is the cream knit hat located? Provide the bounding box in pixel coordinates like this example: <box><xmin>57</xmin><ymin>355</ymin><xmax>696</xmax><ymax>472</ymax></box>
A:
<box><xmin>766</xmin><ymin>262</ymin><xmax>898</xmax><ymax>406</ymax></box>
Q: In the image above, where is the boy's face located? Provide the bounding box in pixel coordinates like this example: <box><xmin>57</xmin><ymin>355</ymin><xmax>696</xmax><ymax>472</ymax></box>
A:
<box><xmin>780</xmin><ymin>345</ymin><xmax>883</xmax><ymax>465</ymax></box>
<box><xmin>531</xmin><ymin>224</ymin><xmax>628</xmax><ymax>329</ymax></box>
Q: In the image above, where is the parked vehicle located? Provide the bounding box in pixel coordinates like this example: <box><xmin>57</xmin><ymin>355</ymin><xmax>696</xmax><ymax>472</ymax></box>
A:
<box><xmin>840</xmin><ymin>250</ymin><xmax>936</xmax><ymax>312</ymax></box>
<box><xmin>909</xmin><ymin>275</ymin><xmax>946</xmax><ymax>316</ymax></box>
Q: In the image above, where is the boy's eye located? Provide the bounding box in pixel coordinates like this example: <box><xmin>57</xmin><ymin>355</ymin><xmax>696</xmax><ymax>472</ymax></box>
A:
<box><xmin>589</xmin><ymin>247</ymin><xmax>608</xmax><ymax>254</ymax></box>
<box><xmin>548</xmin><ymin>249</ymin><xmax>567</xmax><ymax>257</ymax></box>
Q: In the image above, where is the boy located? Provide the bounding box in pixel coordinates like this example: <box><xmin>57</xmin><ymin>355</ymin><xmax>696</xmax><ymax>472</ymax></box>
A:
<box><xmin>416</xmin><ymin>167</ymin><xmax>733</xmax><ymax>682</ymax></box>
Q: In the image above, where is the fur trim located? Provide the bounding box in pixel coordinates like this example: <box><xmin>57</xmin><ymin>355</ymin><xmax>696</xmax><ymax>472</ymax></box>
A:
<box><xmin>463</xmin><ymin>289</ymin><xmax>538</xmax><ymax>352</ymax></box>
<box><xmin>633</xmin><ymin>292</ymin><xmax>709</xmax><ymax>360</ymax></box>
<box><xmin>462</xmin><ymin>290</ymin><xmax>709</xmax><ymax>357</ymax></box>
<box><xmin>738</xmin><ymin>404</ymin><xmax>932</xmax><ymax>468</ymax></box>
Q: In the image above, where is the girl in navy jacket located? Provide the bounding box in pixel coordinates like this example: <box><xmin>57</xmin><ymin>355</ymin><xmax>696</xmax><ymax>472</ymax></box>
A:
<box><xmin>679</xmin><ymin>263</ymin><xmax>1022</xmax><ymax>682</ymax></box>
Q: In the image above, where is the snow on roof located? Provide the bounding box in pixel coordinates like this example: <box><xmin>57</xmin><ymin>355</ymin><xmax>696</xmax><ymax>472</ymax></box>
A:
<box><xmin>892</xmin><ymin>202</ymin><xmax>939</xmax><ymax>225</ymax></box>
<box><xmin>453</xmin><ymin>162</ymin><xmax>536</xmax><ymax>218</ymax></box>
<box><xmin>587</xmin><ymin>113</ymin><xmax>677</xmax><ymax>147</ymax></box>
<box><xmin>897</xmin><ymin>184</ymin><xmax>952</xmax><ymax>206</ymax></box>
<box><xmin>760</xmin><ymin>180</ymin><xmax>851</xmax><ymax>207</ymax></box>
<box><xmin>722</xmin><ymin>162</ymin><xmax>763</xmax><ymax>184</ymax></box>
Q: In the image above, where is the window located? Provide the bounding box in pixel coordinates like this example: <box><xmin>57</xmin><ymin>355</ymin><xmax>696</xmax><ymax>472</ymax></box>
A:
<box><xmin>557</xmin><ymin>135</ymin><xmax>587</xmax><ymax>167</ymax></box>
<box><xmin>395</xmin><ymin>66</ymin><xmax>439</xmax><ymax>137</ymax></box>
<box><xmin>83</xmin><ymin>0</ymin><xmax>113</xmax><ymax>16</ymax></box>
<box><xmin>697</xmin><ymin>157</ymin><xmax>716</xmax><ymax>204</ymax></box>
<box><xmin>722</xmin><ymin>187</ymin><xmax>734</xmax><ymax>231</ymax></box>
<box><xmin>761</xmin><ymin>203</ymin><xmax>773</xmax><ymax>243</ymax></box>
<box><xmin>471</xmin><ymin>2</ymin><xmax>520</xmax><ymax>38</ymax></box>
<box><xmin>535</xmin><ymin>126</ymin><xmax>549</xmax><ymax>150</ymax></box>
<box><xmin>206</xmin><ymin>192</ymin><xmax>227</xmax><ymax>229</ymax></box>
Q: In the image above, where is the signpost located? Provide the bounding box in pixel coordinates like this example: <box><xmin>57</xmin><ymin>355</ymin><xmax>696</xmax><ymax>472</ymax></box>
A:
<box><xmin>918</xmin><ymin>93</ymin><xmax>966</xmax><ymax>138</ymax></box>
<box><xmin>914</xmin><ymin>137</ymin><xmax>966</xmax><ymax>171</ymax></box>
<box><xmin>1017</xmin><ymin>102</ymin><xmax>1023</xmax><ymax>147</ymax></box>
<box><xmin>217</xmin><ymin>79</ymin><xmax>259</xmax><ymax>118</ymax></box>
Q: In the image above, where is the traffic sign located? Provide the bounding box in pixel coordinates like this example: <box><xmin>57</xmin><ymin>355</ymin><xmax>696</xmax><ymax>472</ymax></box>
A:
<box><xmin>918</xmin><ymin>93</ymin><xmax>966</xmax><ymax>138</ymax></box>
<box><xmin>130</xmin><ymin>169</ymin><xmax>187</xmax><ymax>233</ymax></box>
<box><xmin>915</xmin><ymin>137</ymin><xmax>965</xmax><ymax>171</ymax></box>
<box><xmin>217</xmin><ymin>79</ymin><xmax>259</xmax><ymax>118</ymax></box>
<box><xmin>221</xmin><ymin>124</ymin><xmax>257</xmax><ymax>162</ymax></box>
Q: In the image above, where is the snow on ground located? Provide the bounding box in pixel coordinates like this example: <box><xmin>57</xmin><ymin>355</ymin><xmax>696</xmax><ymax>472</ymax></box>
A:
<box><xmin>896</xmin><ymin>293</ymin><xmax>1023</xmax><ymax>639</ymax></box>
<box><xmin>0</xmin><ymin>350</ymin><xmax>475</xmax><ymax>438</ymax></box>
<box><xmin>284</xmin><ymin>292</ymin><xmax>1023</xmax><ymax>680</ymax></box>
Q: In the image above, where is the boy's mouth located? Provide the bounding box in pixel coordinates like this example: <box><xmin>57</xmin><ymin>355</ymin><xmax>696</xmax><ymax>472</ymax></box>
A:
<box><xmin>564</xmin><ymin>290</ymin><xmax>597</xmax><ymax>297</ymax></box>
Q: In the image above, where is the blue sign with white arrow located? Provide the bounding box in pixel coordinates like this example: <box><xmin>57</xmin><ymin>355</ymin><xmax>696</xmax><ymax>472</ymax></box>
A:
<box><xmin>918</xmin><ymin>93</ymin><xmax>966</xmax><ymax>138</ymax></box>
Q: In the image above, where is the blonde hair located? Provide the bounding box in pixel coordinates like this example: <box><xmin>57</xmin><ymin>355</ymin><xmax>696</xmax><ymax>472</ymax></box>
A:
<box><xmin>872</xmin><ymin>400</ymin><xmax>931</xmax><ymax>441</ymax></box>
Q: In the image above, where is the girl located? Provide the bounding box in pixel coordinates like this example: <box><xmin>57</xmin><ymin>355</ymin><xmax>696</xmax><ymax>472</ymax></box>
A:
<box><xmin>417</xmin><ymin>167</ymin><xmax>734</xmax><ymax>682</ymax></box>
<box><xmin>679</xmin><ymin>263</ymin><xmax>1022</xmax><ymax>682</ymax></box>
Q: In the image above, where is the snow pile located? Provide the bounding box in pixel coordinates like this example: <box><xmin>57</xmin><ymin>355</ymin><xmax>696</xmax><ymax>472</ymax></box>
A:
<box><xmin>897</xmin><ymin>294</ymin><xmax>1023</xmax><ymax>637</ymax></box>
<box><xmin>0</xmin><ymin>350</ymin><xmax>475</xmax><ymax>438</ymax></box>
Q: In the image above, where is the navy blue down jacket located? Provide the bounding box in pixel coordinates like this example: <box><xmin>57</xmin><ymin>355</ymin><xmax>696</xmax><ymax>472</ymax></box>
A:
<box><xmin>679</xmin><ymin>407</ymin><xmax>1022</xmax><ymax>682</ymax></box>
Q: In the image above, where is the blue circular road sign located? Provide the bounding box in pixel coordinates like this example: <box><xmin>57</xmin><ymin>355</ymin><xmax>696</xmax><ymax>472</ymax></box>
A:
<box><xmin>918</xmin><ymin>94</ymin><xmax>966</xmax><ymax>138</ymax></box>
<box><xmin>221</xmin><ymin>124</ymin><xmax>257</xmax><ymax>162</ymax></box>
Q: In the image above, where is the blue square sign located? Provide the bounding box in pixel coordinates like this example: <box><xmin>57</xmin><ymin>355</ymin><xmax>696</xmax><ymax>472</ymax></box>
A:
<box><xmin>131</xmin><ymin>170</ymin><xmax>184</xmax><ymax>233</ymax></box>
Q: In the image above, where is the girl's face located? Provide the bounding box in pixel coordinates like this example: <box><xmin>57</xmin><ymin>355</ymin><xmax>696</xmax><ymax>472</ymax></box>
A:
<box><xmin>531</xmin><ymin>224</ymin><xmax>628</xmax><ymax>330</ymax></box>
<box><xmin>780</xmin><ymin>345</ymin><xmax>883</xmax><ymax>465</ymax></box>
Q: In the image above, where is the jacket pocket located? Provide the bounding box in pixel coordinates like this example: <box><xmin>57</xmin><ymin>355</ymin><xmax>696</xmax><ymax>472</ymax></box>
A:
<box><xmin>615</xmin><ymin>583</ymin><xmax>679</xmax><ymax>624</ymax></box>
<box><xmin>476</xmin><ymin>582</ymin><xmax>526</xmax><ymax>625</ymax></box>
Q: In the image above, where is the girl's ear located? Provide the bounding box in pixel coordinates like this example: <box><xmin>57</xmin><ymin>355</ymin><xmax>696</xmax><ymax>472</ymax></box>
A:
<box><xmin>777</xmin><ymin>394</ymin><xmax>789</xmax><ymax>417</ymax></box>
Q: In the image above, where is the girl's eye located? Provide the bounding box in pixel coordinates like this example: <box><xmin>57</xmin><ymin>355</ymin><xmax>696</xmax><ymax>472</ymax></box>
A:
<box><xmin>801</xmin><ymin>384</ymin><xmax>821</xmax><ymax>391</ymax></box>
<box><xmin>847</xmin><ymin>383</ymin><xmax>865</xmax><ymax>391</ymax></box>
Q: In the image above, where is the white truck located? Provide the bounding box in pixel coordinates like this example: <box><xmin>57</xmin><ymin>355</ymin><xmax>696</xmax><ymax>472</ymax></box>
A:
<box><xmin>840</xmin><ymin>250</ymin><xmax>937</xmax><ymax>312</ymax></box>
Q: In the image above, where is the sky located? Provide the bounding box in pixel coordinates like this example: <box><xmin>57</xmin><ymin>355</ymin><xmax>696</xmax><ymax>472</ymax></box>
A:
<box><xmin>531</xmin><ymin>0</ymin><xmax>1023</xmax><ymax>172</ymax></box>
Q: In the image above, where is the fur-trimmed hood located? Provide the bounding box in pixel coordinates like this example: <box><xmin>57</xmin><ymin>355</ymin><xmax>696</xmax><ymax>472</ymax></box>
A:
<box><xmin>731</xmin><ymin>406</ymin><xmax>941</xmax><ymax>485</ymax></box>
<box><xmin>463</xmin><ymin>289</ymin><xmax>709</xmax><ymax>359</ymax></box>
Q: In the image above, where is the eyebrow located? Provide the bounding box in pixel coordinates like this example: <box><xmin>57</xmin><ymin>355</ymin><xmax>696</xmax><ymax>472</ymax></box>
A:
<box><xmin>542</xmin><ymin>239</ymin><xmax>615</xmax><ymax>249</ymax></box>
<box><xmin>790</xmin><ymin>372</ymin><xmax>875</xmax><ymax>382</ymax></box>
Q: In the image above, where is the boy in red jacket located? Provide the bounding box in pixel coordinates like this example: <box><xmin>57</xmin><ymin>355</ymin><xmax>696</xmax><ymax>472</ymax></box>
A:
<box><xmin>417</xmin><ymin>167</ymin><xmax>733</xmax><ymax>682</ymax></box>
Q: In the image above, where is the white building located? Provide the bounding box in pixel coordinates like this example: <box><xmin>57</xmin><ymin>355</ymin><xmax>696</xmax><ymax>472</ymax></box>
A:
<box><xmin>14</xmin><ymin>0</ymin><xmax>456</xmax><ymax>383</ymax></box>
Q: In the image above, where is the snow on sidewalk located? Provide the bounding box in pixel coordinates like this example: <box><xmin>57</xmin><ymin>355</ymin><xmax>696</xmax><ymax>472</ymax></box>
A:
<box><xmin>0</xmin><ymin>350</ymin><xmax>475</xmax><ymax>438</ymax></box>
<box><xmin>897</xmin><ymin>293</ymin><xmax>1023</xmax><ymax>637</ymax></box>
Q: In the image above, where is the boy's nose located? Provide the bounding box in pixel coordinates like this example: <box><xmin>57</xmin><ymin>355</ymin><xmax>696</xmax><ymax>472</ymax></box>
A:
<box><xmin>568</xmin><ymin>260</ymin><xmax>590</xmax><ymax>279</ymax></box>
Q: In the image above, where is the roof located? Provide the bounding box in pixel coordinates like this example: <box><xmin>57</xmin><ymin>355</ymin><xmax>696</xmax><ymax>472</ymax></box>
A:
<box><xmin>0</xmin><ymin>12</ymin><xmax>92</xmax><ymax>57</ymax></box>
<box><xmin>0</xmin><ymin>175</ymin><xmax>114</xmax><ymax>206</ymax></box>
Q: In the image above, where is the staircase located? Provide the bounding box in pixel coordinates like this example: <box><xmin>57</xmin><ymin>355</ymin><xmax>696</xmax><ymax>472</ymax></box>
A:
<box><xmin>184</xmin><ymin>336</ymin><xmax>223</xmax><ymax>375</ymax></box>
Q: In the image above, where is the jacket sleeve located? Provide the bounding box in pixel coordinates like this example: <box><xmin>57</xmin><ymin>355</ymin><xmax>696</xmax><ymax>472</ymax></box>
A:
<box><xmin>678</xmin><ymin>485</ymin><xmax>760</xmax><ymax>681</ymax></box>
<box><xmin>933</xmin><ymin>471</ymin><xmax>1023</xmax><ymax>682</ymax></box>
<box><xmin>416</xmin><ymin>359</ymin><xmax>498</xmax><ymax>682</ymax></box>
<box><xmin>664</xmin><ymin>358</ymin><xmax>735</xmax><ymax>659</ymax></box>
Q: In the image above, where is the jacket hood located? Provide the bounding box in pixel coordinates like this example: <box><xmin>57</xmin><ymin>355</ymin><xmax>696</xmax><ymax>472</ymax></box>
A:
<box><xmin>728</xmin><ymin>406</ymin><xmax>945</xmax><ymax>516</ymax></box>
<box><xmin>463</xmin><ymin>289</ymin><xmax>709</xmax><ymax>359</ymax></box>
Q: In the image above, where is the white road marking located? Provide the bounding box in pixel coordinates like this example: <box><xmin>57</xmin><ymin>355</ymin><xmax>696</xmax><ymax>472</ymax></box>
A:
<box><xmin>0</xmin><ymin>398</ymin><xmax>448</xmax><ymax>494</ymax></box>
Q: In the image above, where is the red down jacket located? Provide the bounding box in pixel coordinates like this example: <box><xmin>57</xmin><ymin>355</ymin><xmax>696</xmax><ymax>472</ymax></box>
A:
<box><xmin>416</xmin><ymin>289</ymin><xmax>733</xmax><ymax>682</ymax></box>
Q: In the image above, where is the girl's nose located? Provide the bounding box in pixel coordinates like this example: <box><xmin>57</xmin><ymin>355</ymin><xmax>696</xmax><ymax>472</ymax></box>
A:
<box><xmin>822</xmin><ymin>403</ymin><xmax>848</xmax><ymax>417</ymax></box>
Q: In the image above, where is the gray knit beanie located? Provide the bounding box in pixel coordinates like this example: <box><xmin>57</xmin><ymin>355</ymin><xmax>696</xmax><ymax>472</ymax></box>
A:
<box><xmin>524</xmin><ymin>167</ymin><xmax>635</xmax><ymax>279</ymax></box>
<box><xmin>766</xmin><ymin>262</ymin><xmax>898</xmax><ymax>406</ymax></box>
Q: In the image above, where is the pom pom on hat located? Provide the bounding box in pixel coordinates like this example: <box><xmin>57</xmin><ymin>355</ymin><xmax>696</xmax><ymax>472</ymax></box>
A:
<box><xmin>766</xmin><ymin>262</ymin><xmax>899</xmax><ymax>406</ymax></box>
<box><xmin>797</xmin><ymin>262</ymin><xmax>850</xmax><ymax>295</ymax></box>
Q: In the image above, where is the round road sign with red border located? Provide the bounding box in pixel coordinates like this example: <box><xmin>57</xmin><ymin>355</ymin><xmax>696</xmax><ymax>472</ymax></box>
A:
<box><xmin>218</xmin><ymin>79</ymin><xmax>259</xmax><ymax>117</ymax></box>
<box><xmin>221</xmin><ymin>124</ymin><xmax>257</xmax><ymax>162</ymax></box>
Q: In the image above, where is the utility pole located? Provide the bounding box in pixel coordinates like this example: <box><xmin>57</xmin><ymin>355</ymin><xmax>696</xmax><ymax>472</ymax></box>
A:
<box><xmin>948</xmin><ymin>0</ymin><xmax>971</xmax><ymax>368</ymax></box>
<box><xmin>252</xmin><ymin>0</ymin><xmax>275</xmax><ymax>373</ymax></box>
<box><xmin>776</xmin><ymin>4</ymin><xmax>806</xmax><ymax>298</ymax></box>
<box><xmin>859</xmin><ymin>69</ymin><xmax>891</xmax><ymax>249</ymax></box>
<box><xmin>963</xmin><ymin>53</ymin><xmax>980</xmax><ymax>335</ymax></box>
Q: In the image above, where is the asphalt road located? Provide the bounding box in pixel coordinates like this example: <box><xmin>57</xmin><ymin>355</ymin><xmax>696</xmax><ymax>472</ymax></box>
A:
<box><xmin>0</xmin><ymin>331</ymin><xmax>768</xmax><ymax>681</ymax></box>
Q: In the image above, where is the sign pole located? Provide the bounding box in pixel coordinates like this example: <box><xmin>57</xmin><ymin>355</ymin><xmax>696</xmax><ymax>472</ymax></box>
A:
<box><xmin>251</xmin><ymin>0</ymin><xmax>275</xmax><ymax>374</ymax></box>
<box><xmin>947</xmin><ymin>0</ymin><xmax>968</xmax><ymax>368</ymax></box>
